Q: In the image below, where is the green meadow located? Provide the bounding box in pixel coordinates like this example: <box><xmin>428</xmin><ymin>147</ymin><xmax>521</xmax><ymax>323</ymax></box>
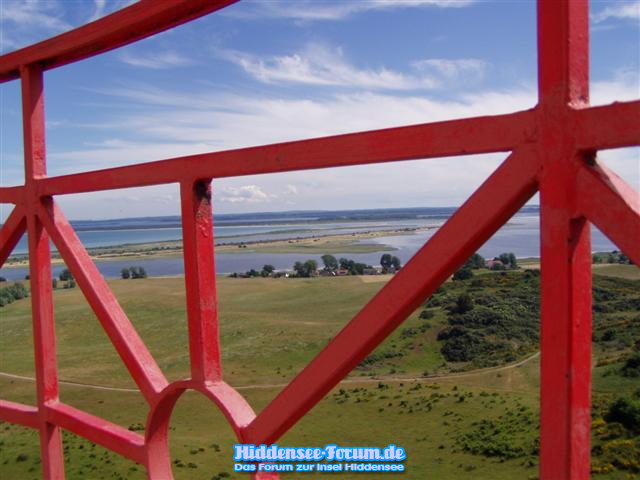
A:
<box><xmin>1</xmin><ymin>266</ymin><xmax>638</xmax><ymax>479</ymax></box>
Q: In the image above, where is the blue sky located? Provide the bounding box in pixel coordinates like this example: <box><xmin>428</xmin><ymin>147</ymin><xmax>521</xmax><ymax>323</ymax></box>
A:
<box><xmin>1</xmin><ymin>0</ymin><xmax>638</xmax><ymax>220</ymax></box>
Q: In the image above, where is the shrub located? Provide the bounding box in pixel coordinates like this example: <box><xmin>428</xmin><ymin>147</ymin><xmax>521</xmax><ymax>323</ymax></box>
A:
<box><xmin>0</xmin><ymin>282</ymin><xmax>29</xmax><ymax>307</ymax></box>
<box><xmin>605</xmin><ymin>396</ymin><xmax>640</xmax><ymax>433</ymax></box>
<box><xmin>621</xmin><ymin>353</ymin><xmax>640</xmax><ymax>377</ymax></box>
<box><xmin>452</xmin><ymin>267</ymin><xmax>473</xmax><ymax>281</ymax></box>
<box><xmin>451</xmin><ymin>294</ymin><xmax>474</xmax><ymax>314</ymax></box>
<box><xmin>419</xmin><ymin>309</ymin><xmax>435</xmax><ymax>320</ymax></box>
<box><xmin>59</xmin><ymin>268</ymin><xmax>73</xmax><ymax>281</ymax></box>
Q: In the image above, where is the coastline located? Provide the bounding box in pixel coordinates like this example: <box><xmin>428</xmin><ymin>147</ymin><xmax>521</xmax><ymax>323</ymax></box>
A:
<box><xmin>3</xmin><ymin>226</ymin><xmax>429</xmax><ymax>269</ymax></box>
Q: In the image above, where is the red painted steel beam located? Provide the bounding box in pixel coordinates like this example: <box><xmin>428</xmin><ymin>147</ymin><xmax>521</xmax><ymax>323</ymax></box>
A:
<box><xmin>21</xmin><ymin>63</ymin><xmax>66</xmax><ymax>480</ymax></box>
<box><xmin>0</xmin><ymin>0</ymin><xmax>238</xmax><ymax>83</ymax></box>
<box><xmin>38</xmin><ymin>198</ymin><xmax>168</xmax><ymax>402</ymax></box>
<box><xmin>21</xmin><ymin>66</ymin><xmax>48</xmax><ymax>180</ymax></box>
<box><xmin>0</xmin><ymin>206</ymin><xmax>26</xmax><ymax>266</ymax></box>
<box><xmin>36</xmin><ymin>110</ymin><xmax>535</xmax><ymax>196</ymax></box>
<box><xmin>573</xmin><ymin>100</ymin><xmax>640</xmax><ymax>151</ymax></box>
<box><xmin>0</xmin><ymin>186</ymin><xmax>24</xmax><ymax>204</ymax></box>
<box><xmin>537</xmin><ymin>1</ymin><xmax>592</xmax><ymax>479</ymax></box>
<box><xmin>245</xmin><ymin>148</ymin><xmax>540</xmax><ymax>445</ymax></box>
<box><xmin>45</xmin><ymin>403</ymin><xmax>146</xmax><ymax>465</ymax></box>
<box><xmin>537</xmin><ymin>0</ymin><xmax>589</xmax><ymax>107</ymax></box>
<box><xmin>0</xmin><ymin>400</ymin><xmax>40</xmax><ymax>429</ymax></box>
<box><xmin>577</xmin><ymin>161</ymin><xmax>640</xmax><ymax>266</ymax></box>
<box><xmin>180</xmin><ymin>180</ymin><xmax>222</xmax><ymax>382</ymax></box>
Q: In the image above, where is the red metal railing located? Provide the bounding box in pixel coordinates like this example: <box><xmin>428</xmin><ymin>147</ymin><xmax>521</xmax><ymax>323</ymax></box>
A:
<box><xmin>0</xmin><ymin>1</ymin><xmax>638</xmax><ymax>478</ymax></box>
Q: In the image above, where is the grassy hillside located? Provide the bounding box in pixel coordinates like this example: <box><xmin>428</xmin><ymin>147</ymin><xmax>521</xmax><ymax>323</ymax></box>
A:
<box><xmin>0</xmin><ymin>270</ymin><xmax>638</xmax><ymax>479</ymax></box>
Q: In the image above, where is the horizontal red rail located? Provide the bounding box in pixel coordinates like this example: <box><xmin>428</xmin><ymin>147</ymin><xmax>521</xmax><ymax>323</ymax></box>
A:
<box><xmin>0</xmin><ymin>400</ymin><xmax>40</xmax><ymax>429</ymax></box>
<box><xmin>0</xmin><ymin>0</ymin><xmax>238</xmax><ymax>82</ymax></box>
<box><xmin>32</xmin><ymin>110</ymin><xmax>534</xmax><ymax>196</ymax></box>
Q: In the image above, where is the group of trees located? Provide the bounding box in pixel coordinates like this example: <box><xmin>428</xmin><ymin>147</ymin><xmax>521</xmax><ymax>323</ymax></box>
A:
<box><xmin>293</xmin><ymin>260</ymin><xmax>318</xmax><ymax>277</ymax></box>
<box><xmin>593</xmin><ymin>250</ymin><xmax>633</xmax><ymax>265</ymax></box>
<box><xmin>453</xmin><ymin>253</ymin><xmax>486</xmax><ymax>280</ymax></box>
<box><xmin>0</xmin><ymin>282</ymin><xmax>28</xmax><ymax>307</ymax></box>
<box><xmin>229</xmin><ymin>254</ymin><xmax>405</xmax><ymax>279</ymax></box>
<box><xmin>229</xmin><ymin>264</ymin><xmax>276</xmax><ymax>278</ymax></box>
<box><xmin>121</xmin><ymin>267</ymin><xmax>148</xmax><ymax>279</ymax></box>
<box><xmin>320</xmin><ymin>254</ymin><xmax>402</xmax><ymax>276</ymax></box>
<box><xmin>338</xmin><ymin>258</ymin><xmax>370</xmax><ymax>275</ymax></box>
<box><xmin>379</xmin><ymin>254</ymin><xmax>402</xmax><ymax>273</ymax></box>
<box><xmin>493</xmin><ymin>253</ymin><xmax>518</xmax><ymax>270</ymax></box>
<box><xmin>452</xmin><ymin>252</ymin><xmax>519</xmax><ymax>280</ymax></box>
<box><xmin>320</xmin><ymin>254</ymin><xmax>368</xmax><ymax>274</ymax></box>
<box><xmin>58</xmin><ymin>268</ymin><xmax>76</xmax><ymax>289</ymax></box>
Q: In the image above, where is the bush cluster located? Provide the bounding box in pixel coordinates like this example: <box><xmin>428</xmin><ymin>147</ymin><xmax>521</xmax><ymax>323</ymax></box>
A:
<box><xmin>0</xmin><ymin>282</ymin><xmax>29</xmax><ymax>307</ymax></box>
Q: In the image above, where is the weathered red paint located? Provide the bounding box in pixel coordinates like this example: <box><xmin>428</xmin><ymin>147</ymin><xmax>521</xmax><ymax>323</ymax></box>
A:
<box><xmin>0</xmin><ymin>1</ymin><xmax>638</xmax><ymax>479</ymax></box>
<box><xmin>180</xmin><ymin>180</ymin><xmax>223</xmax><ymax>382</ymax></box>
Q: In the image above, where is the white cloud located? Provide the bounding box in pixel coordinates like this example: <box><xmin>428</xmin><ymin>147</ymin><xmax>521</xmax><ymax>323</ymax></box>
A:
<box><xmin>412</xmin><ymin>58</ymin><xmax>487</xmax><ymax>80</ymax></box>
<box><xmin>591</xmin><ymin>1</ymin><xmax>640</xmax><ymax>23</ymax></box>
<box><xmin>119</xmin><ymin>50</ymin><xmax>195</xmax><ymax>69</ymax></box>
<box><xmin>284</xmin><ymin>185</ymin><xmax>299</xmax><ymax>195</ymax></box>
<box><xmin>217</xmin><ymin>185</ymin><xmax>276</xmax><ymax>203</ymax></box>
<box><xmin>1</xmin><ymin>0</ymin><xmax>70</xmax><ymax>31</ymax></box>
<box><xmin>0</xmin><ymin>0</ymin><xmax>70</xmax><ymax>51</ymax></box>
<box><xmin>591</xmin><ymin>68</ymin><xmax>640</xmax><ymax>105</ymax></box>
<box><xmin>89</xmin><ymin>0</ymin><xmax>107</xmax><ymax>22</ymax></box>
<box><xmin>218</xmin><ymin>44</ymin><xmax>485</xmax><ymax>90</ymax></box>
<box><xmin>227</xmin><ymin>0</ymin><xmax>475</xmax><ymax>21</ymax></box>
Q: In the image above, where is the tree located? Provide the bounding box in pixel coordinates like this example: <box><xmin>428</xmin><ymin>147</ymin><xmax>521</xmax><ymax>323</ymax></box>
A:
<box><xmin>59</xmin><ymin>268</ymin><xmax>73</xmax><ymax>281</ymax></box>
<box><xmin>464</xmin><ymin>253</ymin><xmax>486</xmax><ymax>269</ymax></box>
<box><xmin>293</xmin><ymin>260</ymin><xmax>318</xmax><ymax>277</ymax></box>
<box><xmin>0</xmin><ymin>277</ymin><xmax>6</xmax><ymax>282</ymax></box>
<box><xmin>497</xmin><ymin>252</ymin><xmax>517</xmax><ymax>269</ymax></box>
<box><xmin>453</xmin><ymin>294</ymin><xmax>474</xmax><ymax>314</ymax></box>
<box><xmin>339</xmin><ymin>257</ymin><xmax>352</xmax><ymax>270</ymax></box>
<box><xmin>321</xmin><ymin>255</ymin><xmax>338</xmax><ymax>272</ymax></box>
<box><xmin>351</xmin><ymin>262</ymin><xmax>367</xmax><ymax>275</ymax></box>
<box><xmin>303</xmin><ymin>259</ymin><xmax>318</xmax><ymax>277</ymax></box>
<box><xmin>121</xmin><ymin>268</ymin><xmax>131</xmax><ymax>279</ymax></box>
<box><xmin>391</xmin><ymin>256</ymin><xmax>402</xmax><ymax>271</ymax></box>
<box><xmin>453</xmin><ymin>267</ymin><xmax>473</xmax><ymax>281</ymax></box>
<box><xmin>618</xmin><ymin>252</ymin><xmax>630</xmax><ymax>264</ymax></box>
<box><xmin>262</xmin><ymin>264</ymin><xmax>275</xmax><ymax>275</ymax></box>
<box><xmin>380</xmin><ymin>254</ymin><xmax>393</xmax><ymax>273</ymax></box>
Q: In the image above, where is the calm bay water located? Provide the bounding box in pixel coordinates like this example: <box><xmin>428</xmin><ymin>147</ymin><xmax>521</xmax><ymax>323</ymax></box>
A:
<box><xmin>0</xmin><ymin>207</ymin><xmax>616</xmax><ymax>281</ymax></box>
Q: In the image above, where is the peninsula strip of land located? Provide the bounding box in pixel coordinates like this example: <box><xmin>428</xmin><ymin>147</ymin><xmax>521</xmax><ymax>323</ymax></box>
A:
<box><xmin>3</xmin><ymin>226</ymin><xmax>430</xmax><ymax>268</ymax></box>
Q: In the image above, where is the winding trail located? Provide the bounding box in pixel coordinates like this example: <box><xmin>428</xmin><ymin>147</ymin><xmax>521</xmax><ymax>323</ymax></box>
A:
<box><xmin>0</xmin><ymin>351</ymin><xmax>540</xmax><ymax>393</ymax></box>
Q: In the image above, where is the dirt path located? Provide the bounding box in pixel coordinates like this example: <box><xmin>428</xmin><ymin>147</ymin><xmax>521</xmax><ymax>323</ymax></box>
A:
<box><xmin>0</xmin><ymin>351</ymin><xmax>540</xmax><ymax>393</ymax></box>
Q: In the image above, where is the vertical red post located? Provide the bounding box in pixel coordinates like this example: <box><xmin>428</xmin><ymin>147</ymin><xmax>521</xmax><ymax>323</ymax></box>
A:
<box><xmin>180</xmin><ymin>179</ymin><xmax>222</xmax><ymax>382</ymax></box>
<box><xmin>537</xmin><ymin>1</ymin><xmax>592</xmax><ymax>478</ymax></box>
<box><xmin>21</xmin><ymin>64</ymin><xmax>65</xmax><ymax>479</ymax></box>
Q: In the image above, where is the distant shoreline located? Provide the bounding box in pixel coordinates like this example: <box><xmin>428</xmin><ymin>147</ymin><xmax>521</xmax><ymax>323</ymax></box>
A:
<box><xmin>3</xmin><ymin>226</ymin><xmax>430</xmax><ymax>269</ymax></box>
